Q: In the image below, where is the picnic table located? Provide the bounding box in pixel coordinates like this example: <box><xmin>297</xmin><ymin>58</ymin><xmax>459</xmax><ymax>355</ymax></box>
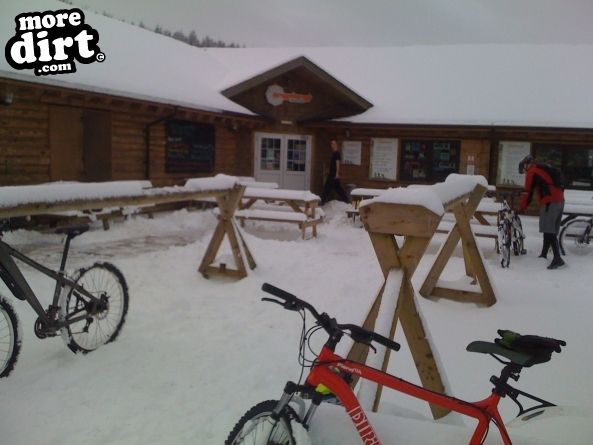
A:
<box><xmin>236</xmin><ymin>187</ymin><xmax>323</xmax><ymax>239</ymax></box>
<box><xmin>562</xmin><ymin>190</ymin><xmax>593</xmax><ymax>224</ymax></box>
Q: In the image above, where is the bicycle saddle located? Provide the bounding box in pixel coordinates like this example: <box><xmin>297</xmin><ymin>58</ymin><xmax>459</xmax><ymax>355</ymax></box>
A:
<box><xmin>55</xmin><ymin>224</ymin><xmax>90</xmax><ymax>238</ymax></box>
<box><xmin>467</xmin><ymin>341</ymin><xmax>539</xmax><ymax>367</ymax></box>
<box><xmin>467</xmin><ymin>330</ymin><xmax>566</xmax><ymax>368</ymax></box>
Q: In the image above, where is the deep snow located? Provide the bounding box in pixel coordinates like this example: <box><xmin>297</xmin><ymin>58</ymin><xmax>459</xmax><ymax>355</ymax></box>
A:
<box><xmin>1</xmin><ymin>204</ymin><xmax>592</xmax><ymax>444</ymax></box>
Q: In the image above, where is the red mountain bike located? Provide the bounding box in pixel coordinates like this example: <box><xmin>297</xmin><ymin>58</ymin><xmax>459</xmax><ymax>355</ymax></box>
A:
<box><xmin>225</xmin><ymin>283</ymin><xmax>565</xmax><ymax>445</ymax></box>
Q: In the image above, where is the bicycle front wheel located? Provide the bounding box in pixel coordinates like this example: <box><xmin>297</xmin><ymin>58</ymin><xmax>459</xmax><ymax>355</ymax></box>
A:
<box><xmin>59</xmin><ymin>262</ymin><xmax>129</xmax><ymax>354</ymax></box>
<box><xmin>498</xmin><ymin>224</ymin><xmax>511</xmax><ymax>268</ymax></box>
<box><xmin>225</xmin><ymin>400</ymin><xmax>300</xmax><ymax>445</ymax></box>
<box><xmin>0</xmin><ymin>295</ymin><xmax>21</xmax><ymax>378</ymax></box>
<box><xmin>560</xmin><ymin>219</ymin><xmax>593</xmax><ymax>256</ymax></box>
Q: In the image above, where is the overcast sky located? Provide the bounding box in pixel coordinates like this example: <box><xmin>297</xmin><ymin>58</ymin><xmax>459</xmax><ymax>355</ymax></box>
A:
<box><xmin>67</xmin><ymin>0</ymin><xmax>593</xmax><ymax>47</ymax></box>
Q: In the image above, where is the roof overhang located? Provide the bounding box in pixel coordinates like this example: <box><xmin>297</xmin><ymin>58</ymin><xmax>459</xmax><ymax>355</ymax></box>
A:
<box><xmin>221</xmin><ymin>56</ymin><xmax>372</xmax><ymax>123</ymax></box>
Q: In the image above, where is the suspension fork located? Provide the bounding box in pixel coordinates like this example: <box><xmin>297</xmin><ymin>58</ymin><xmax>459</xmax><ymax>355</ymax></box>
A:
<box><xmin>274</xmin><ymin>381</ymin><xmax>322</xmax><ymax>427</ymax></box>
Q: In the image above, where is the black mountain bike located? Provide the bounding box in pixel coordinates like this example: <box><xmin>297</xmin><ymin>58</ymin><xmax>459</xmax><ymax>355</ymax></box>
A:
<box><xmin>496</xmin><ymin>200</ymin><xmax>526</xmax><ymax>268</ymax></box>
<box><xmin>0</xmin><ymin>223</ymin><xmax>129</xmax><ymax>378</ymax></box>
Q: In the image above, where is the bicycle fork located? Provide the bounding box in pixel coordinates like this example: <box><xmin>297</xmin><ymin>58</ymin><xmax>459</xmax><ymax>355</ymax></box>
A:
<box><xmin>274</xmin><ymin>381</ymin><xmax>322</xmax><ymax>427</ymax></box>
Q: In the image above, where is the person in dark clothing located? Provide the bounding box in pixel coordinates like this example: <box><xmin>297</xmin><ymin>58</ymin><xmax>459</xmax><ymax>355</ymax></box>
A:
<box><xmin>321</xmin><ymin>139</ymin><xmax>349</xmax><ymax>205</ymax></box>
<box><xmin>518</xmin><ymin>155</ymin><xmax>566</xmax><ymax>269</ymax></box>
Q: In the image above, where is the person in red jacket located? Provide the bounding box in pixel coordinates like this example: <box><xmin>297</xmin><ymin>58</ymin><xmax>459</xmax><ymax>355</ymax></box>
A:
<box><xmin>518</xmin><ymin>155</ymin><xmax>566</xmax><ymax>269</ymax></box>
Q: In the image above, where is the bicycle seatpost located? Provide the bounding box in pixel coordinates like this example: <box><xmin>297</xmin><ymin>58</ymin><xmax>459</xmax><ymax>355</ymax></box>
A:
<box><xmin>59</xmin><ymin>234</ymin><xmax>73</xmax><ymax>273</ymax></box>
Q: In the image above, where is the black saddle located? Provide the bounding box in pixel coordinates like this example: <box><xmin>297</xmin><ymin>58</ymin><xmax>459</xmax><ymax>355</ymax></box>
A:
<box><xmin>467</xmin><ymin>330</ymin><xmax>566</xmax><ymax>367</ymax></box>
<box><xmin>55</xmin><ymin>224</ymin><xmax>90</xmax><ymax>238</ymax></box>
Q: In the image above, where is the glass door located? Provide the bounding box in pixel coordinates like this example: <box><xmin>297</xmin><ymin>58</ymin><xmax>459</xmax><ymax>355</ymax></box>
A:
<box><xmin>254</xmin><ymin>133</ymin><xmax>311</xmax><ymax>190</ymax></box>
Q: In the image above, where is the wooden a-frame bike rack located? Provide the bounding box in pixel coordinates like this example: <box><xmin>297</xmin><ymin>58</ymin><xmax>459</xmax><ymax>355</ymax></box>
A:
<box><xmin>347</xmin><ymin>181</ymin><xmax>496</xmax><ymax>420</ymax></box>
<box><xmin>198</xmin><ymin>185</ymin><xmax>256</xmax><ymax>279</ymax></box>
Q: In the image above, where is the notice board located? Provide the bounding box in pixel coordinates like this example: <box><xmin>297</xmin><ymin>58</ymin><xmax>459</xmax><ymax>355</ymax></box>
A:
<box><xmin>165</xmin><ymin>120</ymin><xmax>215</xmax><ymax>173</ymax></box>
<box><xmin>369</xmin><ymin>138</ymin><xmax>398</xmax><ymax>180</ymax></box>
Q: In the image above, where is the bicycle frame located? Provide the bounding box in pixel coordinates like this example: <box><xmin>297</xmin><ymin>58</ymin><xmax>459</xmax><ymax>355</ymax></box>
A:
<box><xmin>0</xmin><ymin>238</ymin><xmax>100</xmax><ymax>327</ymax></box>
<box><xmin>302</xmin><ymin>346</ymin><xmax>512</xmax><ymax>445</ymax></box>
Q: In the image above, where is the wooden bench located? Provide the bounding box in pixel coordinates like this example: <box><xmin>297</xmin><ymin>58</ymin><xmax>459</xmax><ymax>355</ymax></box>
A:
<box><xmin>435</xmin><ymin>220</ymin><xmax>498</xmax><ymax>239</ymax></box>
<box><xmin>236</xmin><ymin>187</ymin><xmax>323</xmax><ymax>239</ymax></box>
<box><xmin>234</xmin><ymin>208</ymin><xmax>322</xmax><ymax>239</ymax></box>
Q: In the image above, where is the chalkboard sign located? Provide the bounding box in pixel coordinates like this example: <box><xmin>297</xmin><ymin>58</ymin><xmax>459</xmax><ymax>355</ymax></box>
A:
<box><xmin>165</xmin><ymin>120</ymin><xmax>215</xmax><ymax>173</ymax></box>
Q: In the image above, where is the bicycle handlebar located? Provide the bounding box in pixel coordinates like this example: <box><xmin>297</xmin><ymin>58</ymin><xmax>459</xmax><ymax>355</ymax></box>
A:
<box><xmin>261</xmin><ymin>283</ymin><xmax>400</xmax><ymax>352</ymax></box>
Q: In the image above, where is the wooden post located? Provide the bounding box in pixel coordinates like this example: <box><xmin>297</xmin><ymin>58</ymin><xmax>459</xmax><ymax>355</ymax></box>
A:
<box><xmin>198</xmin><ymin>186</ymin><xmax>256</xmax><ymax>279</ymax></box>
<box><xmin>346</xmin><ymin>181</ymin><xmax>497</xmax><ymax>419</ymax></box>
<box><xmin>348</xmin><ymin>201</ymin><xmax>449</xmax><ymax>419</ymax></box>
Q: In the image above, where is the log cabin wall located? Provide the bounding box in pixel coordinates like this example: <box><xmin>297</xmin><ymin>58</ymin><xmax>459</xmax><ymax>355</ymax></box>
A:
<box><xmin>2</xmin><ymin>77</ymin><xmax>593</xmax><ymax>191</ymax></box>
<box><xmin>0</xmin><ymin>78</ymin><xmax>264</xmax><ymax>187</ymax></box>
<box><xmin>306</xmin><ymin>124</ymin><xmax>593</xmax><ymax>194</ymax></box>
<box><xmin>309</xmin><ymin>125</ymin><xmax>495</xmax><ymax>192</ymax></box>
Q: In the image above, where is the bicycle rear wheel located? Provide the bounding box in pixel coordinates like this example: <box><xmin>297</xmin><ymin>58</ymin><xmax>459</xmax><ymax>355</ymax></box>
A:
<box><xmin>0</xmin><ymin>295</ymin><xmax>21</xmax><ymax>378</ymax></box>
<box><xmin>560</xmin><ymin>219</ymin><xmax>593</xmax><ymax>256</ymax></box>
<box><xmin>225</xmin><ymin>400</ymin><xmax>300</xmax><ymax>445</ymax></box>
<box><xmin>59</xmin><ymin>262</ymin><xmax>129</xmax><ymax>354</ymax></box>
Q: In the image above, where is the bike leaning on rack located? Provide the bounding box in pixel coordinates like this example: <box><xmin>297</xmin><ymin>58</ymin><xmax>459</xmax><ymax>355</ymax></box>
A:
<box><xmin>497</xmin><ymin>200</ymin><xmax>527</xmax><ymax>268</ymax></box>
<box><xmin>225</xmin><ymin>283</ymin><xmax>566</xmax><ymax>445</ymax></box>
<box><xmin>559</xmin><ymin>216</ymin><xmax>593</xmax><ymax>256</ymax></box>
<box><xmin>0</xmin><ymin>223</ymin><xmax>129</xmax><ymax>378</ymax></box>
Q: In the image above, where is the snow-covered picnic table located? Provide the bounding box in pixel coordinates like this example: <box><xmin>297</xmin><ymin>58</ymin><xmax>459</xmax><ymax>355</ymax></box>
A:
<box><xmin>236</xmin><ymin>187</ymin><xmax>323</xmax><ymax>239</ymax></box>
<box><xmin>0</xmin><ymin>175</ymin><xmax>255</xmax><ymax>279</ymax></box>
<box><xmin>562</xmin><ymin>189</ymin><xmax>593</xmax><ymax>222</ymax></box>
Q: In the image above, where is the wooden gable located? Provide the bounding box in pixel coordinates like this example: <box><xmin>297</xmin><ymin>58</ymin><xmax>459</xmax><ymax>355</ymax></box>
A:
<box><xmin>221</xmin><ymin>56</ymin><xmax>373</xmax><ymax>123</ymax></box>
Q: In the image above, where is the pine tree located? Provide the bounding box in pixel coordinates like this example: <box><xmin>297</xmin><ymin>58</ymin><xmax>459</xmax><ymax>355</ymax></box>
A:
<box><xmin>173</xmin><ymin>31</ymin><xmax>187</xmax><ymax>42</ymax></box>
<box><xmin>188</xmin><ymin>30</ymin><xmax>199</xmax><ymax>46</ymax></box>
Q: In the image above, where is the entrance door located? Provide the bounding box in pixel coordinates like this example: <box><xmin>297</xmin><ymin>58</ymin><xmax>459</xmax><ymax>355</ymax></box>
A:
<box><xmin>49</xmin><ymin>106</ymin><xmax>112</xmax><ymax>182</ymax></box>
<box><xmin>49</xmin><ymin>106</ymin><xmax>84</xmax><ymax>181</ymax></box>
<box><xmin>254</xmin><ymin>133</ymin><xmax>311</xmax><ymax>190</ymax></box>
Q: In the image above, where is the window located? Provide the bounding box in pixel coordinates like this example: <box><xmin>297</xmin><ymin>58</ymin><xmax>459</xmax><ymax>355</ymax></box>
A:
<box><xmin>260</xmin><ymin>137</ymin><xmax>281</xmax><ymax>170</ymax></box>
<box><xmin>165</xmin><ymin>120</ymin><xmax>215</xmax><ymax>173</ymax></box>
<box><xmin>400</xmin><ymin>140</ymin><xmax>460</xmax><ymax>182</ymax></box>
<box><xmin>532</xmin><ymin>143</ymin><xmax>593</xmax><ymax>190</ymax></box>
<box><xmin>287</xmin><ymin>139</ymin><xmax>306</xmax><ymax>172</ymax></box>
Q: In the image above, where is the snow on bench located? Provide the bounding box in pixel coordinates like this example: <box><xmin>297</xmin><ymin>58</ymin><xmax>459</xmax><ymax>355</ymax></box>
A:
<box><xmin>235</xmin><ymin>209</ymin><xmax>308</xmax><ymax>222</ymax></box>
<box><xmin>234</xmin><ymin>187</ymin><xmax>323</xmax><ymax>239</ymax></box>
<box><xmin>242</xmin><ymin>187</ymin><xmax>320</xmax><ymax>202</ymax></box>
<box><xmin>564</xmin><ymin>189</ymin><xmax>593</xmax><ymax>205</ymax></box>
<box><xmin>0</xmin><ymin>180</ymin><xmax>153</xmax><ymax>209</ymax></box>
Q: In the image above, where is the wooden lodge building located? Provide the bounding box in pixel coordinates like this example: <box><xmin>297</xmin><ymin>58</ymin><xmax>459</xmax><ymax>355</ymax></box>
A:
<box><xmin>2</xmin><ymin>4</ymin><xmax>593</xmax><ymax>195</ymax></box>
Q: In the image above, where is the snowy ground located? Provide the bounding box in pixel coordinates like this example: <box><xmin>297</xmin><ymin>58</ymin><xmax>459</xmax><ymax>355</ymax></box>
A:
<box><xmin>1</xmin><ymin>203</ymin><xmax>592</xmax><ymax>445</ymax></box>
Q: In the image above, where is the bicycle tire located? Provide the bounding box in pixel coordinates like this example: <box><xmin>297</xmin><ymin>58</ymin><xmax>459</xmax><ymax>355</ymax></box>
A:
<box><xmin>59</xmin><ymin>262</ymin><xmax>129</xmax><ymax>354</ymax></box>
<box><xmin>512</xmin><ymin>234</ymin><xmax>525</xmax><ymax>256</ymax></box>
<box><xmin>559</xmin><ymin>219</ymin><xmax>593</xmax><ymax>256</ymax></box>
<box><xmin>0</xmin><ymin>295</ymin><xmax>21</xmax><ymax>378</ymax></box>
<box><xmin>225</xmin><ymin>400</ymin><xmax>302</xmax><ymax>445</ymax></box>
<box><xmin>512</xmin><ymin>217</ymin><xmax>526</xmax><ymax>256</ymax></box>
<box><xmin>498</xmin><ymin>222</ymin><xmax>511</xmax><ymax>268</ymax></box>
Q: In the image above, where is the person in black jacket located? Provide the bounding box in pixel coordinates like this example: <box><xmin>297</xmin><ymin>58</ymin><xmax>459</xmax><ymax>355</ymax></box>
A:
<box><xmin>321</xmin><ymin>139</ymin><xmax>349</xmax><ymax>205</ymax></box>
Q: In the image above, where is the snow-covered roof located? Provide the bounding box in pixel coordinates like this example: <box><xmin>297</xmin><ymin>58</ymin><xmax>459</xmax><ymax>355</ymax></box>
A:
<box><xmin>2</xmin><ymin>0</ymin><xmax>593</xmax><ymax>128</ymax></box>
